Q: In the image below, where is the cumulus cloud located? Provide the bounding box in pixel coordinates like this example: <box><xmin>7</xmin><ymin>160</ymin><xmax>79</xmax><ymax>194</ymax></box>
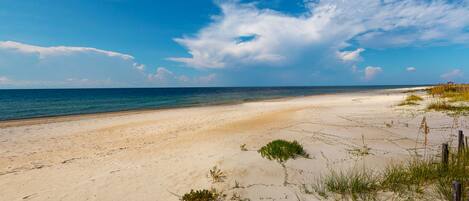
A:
<box><xmin>364</xmin><ymin>66</ymin><xmax>382</xmax><ymax>80</ymax></box>
<box><xmin>406</xmin><ymin>67</ymin><xmax>417</xmax><ymax>72</ymax></box>
<box><xmin>441</xmin><ymin>69</ymin><xmax>463</xmax><ymax>80</ymax></box>
<box><xmin>147</xmin><ymin>67</ymin><xmax>217</xmax><ymax>86</ymax></box>
<box><xmin>0</xmin><ymin>41</ymin><xmax>146</xmax><ymax>88</ymax></box>
<box><xmin>170</xmin><ymin>0</ymin><xmax>469</xmax><ymax>70</ymax></box>
<box><xmin>148</xmin><ymin>67</ymin><xmax>175</xmax><ymax>82</ymax></box>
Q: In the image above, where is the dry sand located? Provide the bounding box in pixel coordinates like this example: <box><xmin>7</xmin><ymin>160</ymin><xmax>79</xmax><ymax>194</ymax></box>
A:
<box><xmin>0</xmin><ymin>87</ymin><xmax>467</xmax><ymax>201</ymax></box>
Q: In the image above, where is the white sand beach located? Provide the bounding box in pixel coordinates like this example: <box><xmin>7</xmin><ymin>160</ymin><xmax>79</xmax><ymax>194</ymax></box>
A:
<box><xmin>0</xmin><ymin>87</ymin><xmax>466</xmax><ymax>201</ymax></box>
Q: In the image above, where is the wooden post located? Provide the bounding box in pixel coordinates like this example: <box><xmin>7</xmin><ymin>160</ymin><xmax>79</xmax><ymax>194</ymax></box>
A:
<box><xmin>452</xmin><ymin>181</ymin><xmax>462</xmax><ymax>201</ymax></box>
<box><xmin>458</xmin><ymin>130</ymin><xmax>464</xmax><ymax>153</ymax></box>
<box><xmin>465</xmin><ymin>136</ymin><xmax>468</xmax><ymax>150</ymax></box>
<box><xmin>442</xmin><ymin>143</ymin><xmax>449</xmax><ymax>167</ymax></box>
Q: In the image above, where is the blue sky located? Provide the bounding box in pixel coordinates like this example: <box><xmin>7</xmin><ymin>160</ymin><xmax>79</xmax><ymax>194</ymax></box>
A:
<box><xmin>0</xmin><ymin>0</ymin><xmax>468</xmax><ymax>88</ymax></box>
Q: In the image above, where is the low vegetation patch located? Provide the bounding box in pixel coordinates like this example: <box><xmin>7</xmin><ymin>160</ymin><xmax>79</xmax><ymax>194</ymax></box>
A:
<box><xmin>258</xmin><ymin>140</ymin><xmax>309</xmax><ymax>162</ymax></box>
<box><xmin>209</xmin><ymin>166</ymin><xmax>226</xmax><ymax>183</ymax></box>
<box><xmin>406</xmin><ymin>94</ymin><xmax>424</xmax><ymax>102</ymax></box>
<box><xmin>347</xmin><ymin>135</ymin><xmax>371</xmax><ymax>156</ymax></box>
<box><xmin>314</xmin><ymin>169</ymin><xmax>379</xmax><ymax>200</ymax></box>
<box><xmin>240</xmin><ymin>144</ymin><xmax>248</xmax><ymax>151</ymax></box>
<box><xmin>425</xmin><ymin>84</ymin><xmax>469</xmax><ymax>113</ymax></box>
<box><xmin>181</xmin><ymin>189</ymin><xmax>225</xmax><ymax>201</ymax></box>
<box><xmin>428</xmin><ymin>83</ymin><xmax>469</xmax><ymax>102</ymax></box>
<box><xmin>398</xmin><ymin>94</ymin><xmax>423</xmax><ymax>106</ymax></box>
<box><xmin>380</xmin><ymin>159</ymin><xmax>440</xmax><ymax>195</ymax></box>
<box><xmin>313</xmin><ymin>148</ymin><xmax>469</xmax><ymax>200</ymax></box>
<box><xmin>427</xmin><ymin>101</ymin><xmax>469</xmax><ymax>113</ymax></box>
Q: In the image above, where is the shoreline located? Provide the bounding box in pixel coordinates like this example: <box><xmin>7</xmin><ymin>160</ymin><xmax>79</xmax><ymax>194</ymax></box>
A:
<box><xmin>0</xmin><ymin>86</ymin><xmax>428</xmax><ymax>128</ymax></box>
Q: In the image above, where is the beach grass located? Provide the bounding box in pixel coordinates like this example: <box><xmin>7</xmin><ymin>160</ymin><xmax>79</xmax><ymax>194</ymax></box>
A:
<box><xmin>425</xmin><ymin>84</ymin><xmax>469</xmax><ymax>113</ymax></box>
<box><xmin>313</xmin><ymin>148</ymin><xmax>469</xmax><ymax>200</ymax></box>
<box><xmin>317</xmin><ymin>169</ymin><xmax>379</xmax><ymax>200</ymax></box>
<box><xmin>428</xmin><ymin>84</ymin><xmax>469</xmax><ymax>98</ymax></box>
<box><xmin>398</xmin><ymin>94</ymin><xmax>423</xmax><ymax>106</ymax></box>
<box><xmin>427</xmin><ymin>101</ymin><xmax>469</xmax><ymax>113</ymax></box>
<box><xmin>428</xmin><ymin>84</ymin><xmax>469</xmax><ymax>102</ymax></box>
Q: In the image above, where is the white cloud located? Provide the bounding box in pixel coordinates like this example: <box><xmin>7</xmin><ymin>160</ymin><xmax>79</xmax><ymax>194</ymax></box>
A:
<box><xmin>170</xmin><ymin>1</ymin><xmax>469</xmax><ymax>69</ymax></box>
<box><xmin>364</xmin><ymin>66</ymin><xmax>382</xmax><ymax>80</ymax></box>
<box><xmin>147</xmin><ymin>67</ymin><xmax>217</xmax><ymax>86</ymax></box>
<box><xmin>148</xmin><ymin>67</ymin><xmax>174</xmax><ymax>82</ymax></box>
<box><xmin>338</xmin><ymin>48</ymin><xmax>365</xmax><ymax>62</ymax></box>
<box><xmin>406</xmin><ymin>67</ymin><xmax>417</xmax><ymax>72</ymax></box>
<box><xmin>0</xmin><ymin>41</ymin><xmax>132</xmax><ymax>60</ymax></box>
<box><xmin>0</xmin><ymin>41</ymin><xmax>146</xmax><ymax>88</ymax></box>
<box><xmin>441</xmin><ymin>69</ymin><xmax>463</xmax><ymax>80</ymax></box>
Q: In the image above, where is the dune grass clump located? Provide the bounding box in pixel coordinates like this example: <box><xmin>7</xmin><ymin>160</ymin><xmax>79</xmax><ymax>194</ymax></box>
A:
<box><xmin>426</xmin><ymin>84</ymin><xmax>469</xmax><ymax>113</ymax></box>
<box><xmin>181</xmin><ymin>189</ymin><xmax>225</xmax><ymax>201</ymax></box>
<box><xmin>428</xmin><ymin>84</ymin><xmax>469</xmax><ymax>102</ymax></box>
<box><xmin>406</xmin><ymin>94</ymin><xmax>424</xmax><ymax>102</ymax></box>
<box><xmin>429</xmin><ymin>83</ymin><xmax>469</xmax><ymax>102</ymax></box>
<box><xmin>427</xmin><ymin>101</ymin><xmax>456</xmax><ymax>111</ymax></box>
<box><xmin>258</xmin><ymin>140</ymin><xmax>309</xmax><ymax>163</ymax></box>
<box><xmin>313</xmin><ymin>150</ymin><xmax>469</xmax><ymax>200</ymax></box>
<box><xmin>398</xmin><ymin>94</ymin><xmax>423</xmax><ymax>106</ymax></box>
<box><xmin>427</xmin><ymin>101</ymin><xmax>469</xmax><ymax>113</ymax></box>
<box><xmin>380</xmin><ymin>159</ymin><xmax>441</xmax><ymax>195</ymax></box>
<box><xmin>315</xmin><ymin>169</ymin><xmax>379</xmax><ymax>200</ymax></box>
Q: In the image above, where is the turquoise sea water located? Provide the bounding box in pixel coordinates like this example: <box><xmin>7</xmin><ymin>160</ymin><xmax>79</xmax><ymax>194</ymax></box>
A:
<box><xmin>0</xmin><ymin>86</ymin><xmax>417</xmax><ymax>121</ymax></box>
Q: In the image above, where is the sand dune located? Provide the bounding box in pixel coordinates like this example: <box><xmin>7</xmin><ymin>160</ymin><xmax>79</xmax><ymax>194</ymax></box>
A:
<box><xmin>0</xmin><ymin>87</ymin><xmax>465</xmax><ymax>201</ymax></box>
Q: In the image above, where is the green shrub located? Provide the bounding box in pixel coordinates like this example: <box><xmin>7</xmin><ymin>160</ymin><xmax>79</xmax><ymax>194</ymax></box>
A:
<box><xmin>181</xmin><ymin>189</ymin><xmax>224</xmax><ymax>201</ymax></box>
<box><xmin>258</xmin><ymin>140</ymin><xmax>308</xmax><ymax>162</ymax></box>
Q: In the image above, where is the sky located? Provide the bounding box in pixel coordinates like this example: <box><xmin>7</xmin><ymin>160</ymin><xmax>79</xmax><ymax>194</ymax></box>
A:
<box><xmin>0</xmin><ymin>0</ymin><xmax>468</xmax><ymax>88</ymax></box>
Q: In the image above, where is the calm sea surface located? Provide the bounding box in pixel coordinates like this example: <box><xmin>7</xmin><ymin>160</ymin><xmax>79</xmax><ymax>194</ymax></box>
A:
<box><xmin>0</xmin><ymin>86</ymin><xmax>417</xmax><ymax>121</ymax></box>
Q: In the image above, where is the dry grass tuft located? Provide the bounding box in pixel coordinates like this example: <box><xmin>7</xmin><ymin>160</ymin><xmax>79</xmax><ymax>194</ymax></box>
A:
<box><xmin>427</xmin><ymin>101</ymin><xmax>469</xmax><ymax>113</ymax></box>
<box><xmin>398</xmin><ymin>94</ymin><xmax>423</xmax><ymax>106</ymax></box>
<box><xmin>428</xmin><ymin>84</ymin><xmax>469</xmax><ymax>102</ymax></box>
<box><xmin>209</xmin><ymin>166</ymin><xmax>226</xmax><ymax>183</ymax></box>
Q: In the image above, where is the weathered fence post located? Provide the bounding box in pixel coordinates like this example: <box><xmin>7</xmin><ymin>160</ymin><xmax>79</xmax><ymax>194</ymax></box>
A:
<box><xmin>465</xmin><ymin>136</ymin><xmax>468</xmax><ymax>150</ymax></box>
<box><xmin>458</xmin><ymin>130</ymin><xmax>465</xmax><ymax>153</ymax></box>
<box><xmin>442</xmin><ymin>143</ymin><xmax>449</xmax><ymax>167</ymax></box>
<box><xmin>452</xmin><ymin>181</ymin><xmax>462</xmax><ymax>201</ymax></box>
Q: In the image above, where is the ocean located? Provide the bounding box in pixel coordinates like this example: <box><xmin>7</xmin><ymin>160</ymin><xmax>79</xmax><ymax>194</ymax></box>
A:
<box><xmin>0</xmin><ymin>86</ymin><xmax>416</xmax><ymax>121</ymax></box>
